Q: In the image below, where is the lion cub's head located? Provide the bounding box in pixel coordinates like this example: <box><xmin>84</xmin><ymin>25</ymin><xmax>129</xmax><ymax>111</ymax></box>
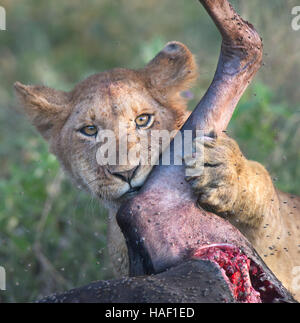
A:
<box><xmin>15</xmin><ymin>42</ymin><xmax>197</xmax><ymax>206</ymax></box>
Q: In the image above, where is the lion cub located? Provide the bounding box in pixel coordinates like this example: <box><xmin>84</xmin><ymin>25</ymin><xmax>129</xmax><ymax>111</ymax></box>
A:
<box><xmin>15</xmin><ymin>42</ymin><xmax>300</xmax><ymax>300</ymax></box>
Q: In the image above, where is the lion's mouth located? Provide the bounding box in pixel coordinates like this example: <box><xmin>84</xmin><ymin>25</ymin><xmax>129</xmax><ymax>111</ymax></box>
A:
<box><xmin>128</xmin><ymin>186</ymin><xmax>142</xmax><ymax>194</ymax></box>
<box><xmin>193</xmin><ymin>244</ymin><xmax>286</xmax><ymax>303</ymax></box>
<box><xmin>122</xmin><ymin>186</ymin><xmax>142</xmax><ymax>197</ymax></box>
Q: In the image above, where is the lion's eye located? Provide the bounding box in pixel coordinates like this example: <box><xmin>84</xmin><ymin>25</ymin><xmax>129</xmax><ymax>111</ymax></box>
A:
<box><xmin>79</xmin><ymin>125</ymin><xmax>98</xmax><ymax>137</ymax></box>
<box><xmin>135</xmin><ymin>114</ymin><xmax>154</xmax><ymax>128</ymax></box>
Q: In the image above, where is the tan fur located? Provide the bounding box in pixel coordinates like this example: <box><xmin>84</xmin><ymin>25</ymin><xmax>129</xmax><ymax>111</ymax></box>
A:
<box><xmin>185</xmin><ymin>134</ymin><xmax>300</xmax><ymax>300</ymax></box>
<box><xmin>14</xmin><ymin>42</ymin><xmax>198</xmax><ymax>277</ymax></box>
<box><xmin>15</xmin><ymin>41</ymin><xmax>300</xmax><ymax>300</ymax></box>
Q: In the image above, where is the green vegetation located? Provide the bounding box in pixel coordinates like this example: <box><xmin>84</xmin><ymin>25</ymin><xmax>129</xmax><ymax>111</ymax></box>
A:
<box><xmin>0</xmin><ymin>0</ymin><xmax>299</xmax><ymax>302</ymax></box>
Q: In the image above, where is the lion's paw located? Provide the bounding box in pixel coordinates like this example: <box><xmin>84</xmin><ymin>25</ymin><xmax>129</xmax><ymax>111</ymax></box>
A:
<box><xmin>184</xmin><ymin>134</ymin><xmax>245</xmax><ymax>215</ymax></box>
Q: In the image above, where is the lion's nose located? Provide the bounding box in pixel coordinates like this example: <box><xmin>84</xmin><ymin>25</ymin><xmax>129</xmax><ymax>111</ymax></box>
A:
<box><xmin>109</xmin><ymin>165</ymin><xmax>139</xmax><ymax>184</ymax></box>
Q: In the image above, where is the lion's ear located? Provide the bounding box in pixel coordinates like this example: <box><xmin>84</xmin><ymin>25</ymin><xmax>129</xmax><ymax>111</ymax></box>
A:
<box><xmin>142</xmin><ymin>41</ymin><xmax>198</xmax><ymax>103</ymax></box>
<box><xmin>14</xmin><ymin>82</ymin><xmax>71</xmax><ymax>140</ymax></box>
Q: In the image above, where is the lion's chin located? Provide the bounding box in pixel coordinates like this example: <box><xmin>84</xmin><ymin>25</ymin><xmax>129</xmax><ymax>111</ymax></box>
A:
<box><xmin>94</xmin><ymin>166</ymin><xmax>152</xmax><ymax>202</ymax></box>
<box><xmin>95</xmin><ymin>183</ymin><xmax>142</xmax><ymax>203</ymax></box>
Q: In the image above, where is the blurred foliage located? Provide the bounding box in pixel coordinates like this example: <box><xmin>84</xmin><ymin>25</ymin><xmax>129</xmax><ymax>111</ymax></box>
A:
<box><xmin>0</xmin><ymin>0</ymin><xmax>299</xmax><ymax>302</ymax></box>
